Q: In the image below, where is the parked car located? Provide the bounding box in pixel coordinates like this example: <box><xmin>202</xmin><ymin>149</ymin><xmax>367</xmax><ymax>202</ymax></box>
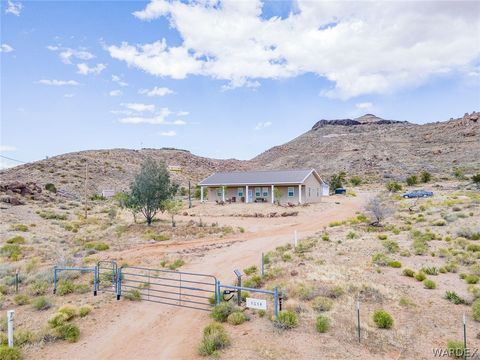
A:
<box><xmin>402</xmin><ymin>189</ymin><xmax>433</xmax><ymax>198</ymax></box>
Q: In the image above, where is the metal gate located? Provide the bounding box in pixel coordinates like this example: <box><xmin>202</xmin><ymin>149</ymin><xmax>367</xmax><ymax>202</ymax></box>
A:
<box><xmin>96</xmin><ymin>260</ymin><xmax>118</xmax><ymax>296</ymax></box>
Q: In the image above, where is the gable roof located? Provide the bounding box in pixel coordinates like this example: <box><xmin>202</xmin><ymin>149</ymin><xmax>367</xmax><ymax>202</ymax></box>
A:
<box><xmin>199</xmin><ymin>169</ymin><xmax>324</xmax><ymax>186</ymax></box>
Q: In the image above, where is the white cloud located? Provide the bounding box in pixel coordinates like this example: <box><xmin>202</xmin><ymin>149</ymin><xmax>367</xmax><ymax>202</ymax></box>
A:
<box><xmin>77</xmin><ymin>63</ymin><xmax>106</xmax><ymax>75</ymax></box>
<box><xmin>46</xmin><ymin>45</ymin><xmax>59</xmax><ymax>51</ymax></box>
<box><xmin>47</xmin><ymin>46</ymin><xmax>95</xmax><ymax>64</ymax></box>
<box><xmin>0</xmin><ymin>44</ymin><xmax>14</xmax><ymax>53</ymax></box>
<box><xmin>5</xmin><ymin>0</ymin><xmax>22</xmax><ymax>16</ymax></box>
<box><xmin>37</xmin><ymin>79</ymin><xmax>79</xmax><ymax>86</ymax></box>
<box><xmin>355</xmin><ymin>102</ymin><xmax>373</xmax><ymax>110</ymax></box>
<box><xmin>121</xmin><ymin>103</ymin><xmax>155</xmax><ymax>112</ymax></box>
<box><xmin>0</xmin><ymin>145</ymin><xmax>16</xmax><ymax>152</ymax></box>
<box><xmin>109</xmin><ymin>90</ymin><xmax>122</xmax><ymax>97</ymax></box>
<box><xmin>118</xmin><ymin>107</ymin><xmax>187</xmax><ymax>125</ymax></box>
<box><xmin>159</xmin><ymin>130</ymin><xmax>176</xmax><ymax>137</ymax></box>
<box><xmin>138</xmin><ymin>86</ymin><xmax>174</xmax><ymax>97</ymax></box>
<box><xmin>106</xmin><ymin>0</ymin><xmax>480</xmax><ymax>98</ymax></box>
<box><xmin>112</xmin><ymin>75</ymin><xmax>128</xmax><ymax>87</ymax></box>
<box><xmin>64</xmin><ymin>93</ymin><xmax>75</xmax><ymax>98</ymax></box>
<box><xmin>254</xmin><ymin>121</ymin><xmax>272</xmax><ymax>130</ymax></box>
<box><xmin>177</xmin><ymin>111</ymin><xmax>189</xmax><ymax>116</ymax></box>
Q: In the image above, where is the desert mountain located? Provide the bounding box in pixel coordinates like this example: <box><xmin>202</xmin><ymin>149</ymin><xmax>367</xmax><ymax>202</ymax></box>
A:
<box><xmin>0</xmin><ymin>112</ymin><xmax>478</xmax><ymax>197</ymax></box>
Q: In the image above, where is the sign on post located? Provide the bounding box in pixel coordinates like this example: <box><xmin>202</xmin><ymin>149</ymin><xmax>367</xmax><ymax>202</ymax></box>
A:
<box><xmin>7</xmin><ymin>310</ymin><xmax>14</xmax><ymax>347</ymax></box>
<box><xmin>246</xmin><ymin>297</ymin><xmax>267</xmax><ymax>310</ymax></box>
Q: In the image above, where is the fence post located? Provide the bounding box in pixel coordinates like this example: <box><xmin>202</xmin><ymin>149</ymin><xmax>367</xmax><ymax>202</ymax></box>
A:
<box><xmin>93</xmin><ymin>266</ymin><xmax>98</xmax><ymax>296</ymax></box>
<box><xmin>463</xmin><ymin>313</ymin><xmax>467</xmax><ymax>360</ymax></box>
<box><xmin>53</xmin><ymin>266</ymin><xmax>57</xmax><ymax>294</ymax></box>
<box><xmin>215</xmin><ymin>280</ymin><xmax>221</xmax><ymax>305</ymax></box>
<box><xmin>261</xmin><ymin>253</ymin><xmax>264</xmax><ymax>277</ymax></box>
<box><xmin>7</xmin><ymin>310</ymin><xmax>14</xmax><ymax>348</ymax></box>
<box><xmin>116</xmin><ymin>268</ymin><xmax>122</xmax><ymax>300</ymax></box>
<box><xmin>357</xmin><ymin>301</ymin><xmax>361</xmax><ymax>343</ymax></box>
<box><xmin>15</xmin><ymin>271</ymin><xmax>19</xmax><ymax>293</ymax></box>
<box><xmin>274</xmin><ymin>287</ymin><xmax>279</xmax><ymax>320</ymax></box>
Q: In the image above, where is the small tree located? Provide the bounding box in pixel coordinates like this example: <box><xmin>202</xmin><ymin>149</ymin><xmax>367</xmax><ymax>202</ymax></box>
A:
<box><xmin>386</xmin><ymin>181</ymin><xmax>402</xmax><ymax>192</ymax></box>
<box><xmin>273</xmin><ymin>188</ymin><xmax>283</xmax><ymax>205</ymax></box>
<box><xmin>406</xmin><ymin>175</ymin><xmax>418</xmax><ymax>186</ymax></box>
<box><xmin>163</xmin><ymin>199</ymin><xmax>183</xmax><ymax>227</ymax></box>
<box><xmin>330</xmin><ymin>171</ymin><xmax>346</xmax><ymax>192</ymax></box>
<box><xmin>114</xmin><ymin>192</ymin><xmax>140</xmax><ymax>223</ymax></box>
<box><xmin>350</xmin><ymin>176</ymin><xmax>362</xmax><ymax>186</ymax></box>
<box><xmin>453</xmin><ymin>167</ymin><xmax>466</xmax><ymax>180</ymax></box>
<box><xmin>129</xmin><ymin>159</ymin><xmax>178</xmax><ymax>225</ymax></box>
<box><xmin>420</xmin><ymin>171</ymin><xmax>431</xmax><ymax>183</ymax></box>
<box><xmin>365</xmin><ymin>196</ymin><xmax>393</xmax><ymax>226</ymax></box>
<box><xmin>472</xmin><ymin>173</ymin><xmax>480</xmax><ymax>188</ymax></box>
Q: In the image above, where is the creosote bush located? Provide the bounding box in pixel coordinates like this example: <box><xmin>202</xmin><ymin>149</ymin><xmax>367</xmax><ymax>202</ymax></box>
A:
<box><xmin>227</xmin><ymin>311</ymin><xmax>246</xmax><ymax>325</ymax></box>
<box><xmin>198</xmin><ymin>323</ymin><xmax>230</xmax><ymax>357</ymax></box>
<box><xmin>211</xmin><ymin>302</ymin><xmax>236</xmax><ymax>322</ymax></box>
<box><xmin>315</xmin><ymin>315</ymin><xmax>330</xmax><ymax>333</ymax></box>
<box><xmin>0</xmin><ymin>346</ymin><xmax>22</xmax><ymax>360</ymax></box>
<box><xmin>274</xmin><ymin>310</ymin><xmax>298</xmax><ymax>329</ymax></box>
<box><xmin>423</xmin><ymin>279</ymin><xmax>436</xmax><ymax>289</ymax></box>
<box><xmin>58</xmin><ymin>305</ymin><xmax>77</xmax><ymax>320</ymax></box>
<box><xmin>32</xmin><ymin>296</ymin><xmax>52</xmax><ymax>311</ymax></box>
<box><xmin>372</xmin><ymin>309</ymin><xmax>394</xmax><ymax>329</ymax></box>
<box><xmin>55</xmin><ymin>323</ymin><xmax>80</xmax><ymax>342</ymax></box>
<box><xmin>79</xmin><ymin>305</ymin><xmax>93</xmax><ymax>318</ymax></box>
<box><xmin>311</xmin><ymin>296</ymin><xmax>333</xmax><ymax>312</ymax></box>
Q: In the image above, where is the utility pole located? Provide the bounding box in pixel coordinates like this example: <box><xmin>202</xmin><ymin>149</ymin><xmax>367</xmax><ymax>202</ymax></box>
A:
<box><xmin>188</xmin><ymin>180</ymin><xmax>192</xmax><ymax>208</ymax></box>
<box><xmin>84</xmin><ymin>161</ymin><xmax>88</xmax><ymax>219</ymax></box>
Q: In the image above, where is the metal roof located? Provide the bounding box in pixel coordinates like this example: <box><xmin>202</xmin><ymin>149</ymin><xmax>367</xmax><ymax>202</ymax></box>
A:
<box><xmin>199</xmin><ymin>169</ymin><xmax>324</xmax><ymax>186</ymax></box>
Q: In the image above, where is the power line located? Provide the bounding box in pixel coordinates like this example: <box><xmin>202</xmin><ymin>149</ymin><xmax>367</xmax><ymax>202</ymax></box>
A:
<box><xmin>0</xmin><ymin>154</ymin><xmax>27</xmax><ymax>164</ymax></box>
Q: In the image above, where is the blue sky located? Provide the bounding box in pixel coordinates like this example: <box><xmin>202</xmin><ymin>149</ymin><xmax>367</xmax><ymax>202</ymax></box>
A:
<box><xmin>1</xmin><ymin>0</ymin><xmax>479</xmax><ymax>168</ymax></box>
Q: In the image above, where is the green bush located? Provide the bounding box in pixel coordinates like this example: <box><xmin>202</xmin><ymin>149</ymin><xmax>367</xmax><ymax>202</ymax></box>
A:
<box><xmin>274</xmin><ymin>310</ymin><xmax>298</xmax><ymax>329</ymax></box>
<box><xmin>37</xmin><ymin>210</ymin><xmax>67</xmax><ymax>220</ymax></box>
<box><xmin>386</xmin><ymin>181</ymin><xmax>402</xmax><ymax>192</ymax></box>
<box><xmin>383</xmin><ymin>240</ymin><xmax>399</xmax><ymax>253</ymax></box>
<box><xmin>56</xmin><ymin>280</ymin><xmax>75</xmax><ymax>296</ymax></box>
<box><xmin>84</xmin><ymin>242</ymin><xmax>109</xmax><ymax>251</ymax></box>
<box><xmin>433</xmin><ymin>219</ymin><xmax>447</xmax><ymax>226</ymax></box>
<box><xmin>472</xmin><ymin>299</ymin><xmax>480</xmax><ymax>321</ymax></box>
<box><xmin>211</xmin><ymin>303</ymin><xmax>235</xmax><ymax>322</ymax></box>
<box><xmin>55</xmin><ymin>323</ymin><xmax>80</xmax><ymax>342</ymax></box>
<box><xmin>445</xmin><ymin>291</ymin><xmax>467</xmax><ymax>305</ymax></box>
<box><xmin>415</xmin><ymin>272</ymin><xmax>427</xmax><ymax>281</ymax></box>
<box><xmin>227</xmin><ymin>311</ymin><xmax>246</xmax><ymax>325</ymax></box>
<box><xmin>0</xmin><ymin>346</ymin><xmax>22</xmax><ymax>360</ymax></box>
<box><xmin>28</xmin><ymin>280</ymin><xmax>48</xmax><ymax>296</ymax></box>
<box><xmin>467</xmin><ymin>244</ymin><xmax>480</xmax><ymax>252</ymax></box>
<box><xmin>48</xmin><ymin>313</ymin><xmax>69</xmax><ymax>328</ymax></box>
<box><xmin>406</xmin><ymin>175</ymin><xmax>418</xmax><ymax>186</ymax></box>
<box><xmin>346</xmin><ymin>231</ymin><xmax>356</xmax><ymax>239</ymax></box>
<box><xmin>7</xmin><ymin>236</ymin><xmax>25</xmax><ymax>244</ymax></box>
<box><xmin>79</xmin><ymin>305</ymin><xmax>93</xmax><ymax>318</ymax></box>
<box><xmin>311</xmin><ymin>296</ymin><xmax>333</xmax><ymax>312</ymax></box>
<box><xmin>13</xmin><ymin>330</ymin><xmax>34</xmax><ymax>347</ymax></box>
<box><xmin>32</xmin><ymin>296</ymin><xmax>52</xmax><ymax>311</ymax></box>
<box><xmin>58</xmin><ymin>305</ymin><xmax>77</xmax><ymax>320</ymax></box>
<box><xmin>243</xmin><ymin>275</ymin><xmax>262</xmax><ymax>289</ymax></box>
<box><xmin>421</xmin><ymin>266</ymin><xmax>439</xmax><ymax>276</ymax></box>
<box><xmin>10</xmin><ymin>224</ymin><xmax>28</xmax><ymax>232</ymax></box>
<box><xmin>377</xmin><ymin>234</ymin><xmax>388</xmax><ymax>241</ymax></box>
<box><xmin>243</xmin><ymin>265</ymin><xmax>257</xmax><ymax>276</ymax></box>
<box><xmin>167</xmin><ymin>259</ymin><xmax>185</xmax><ymax>270</ymax></box>
<box><xmin>0</xmin><ymin>244</ymin><xmax>22</xmax><ymax>261</ymax></box>
<box><xmin>388</xmin><ymin>261</ymin><xmax>402</xmax><ymax>268</ymax></box>
<box><xmin>350</xmin><ymin>176</ymin><xmax>362</xmax><ymax>186</ymax></box>
<box><xmin>45</xmin><ymin>183</ymin><xmax>57</xmax><ymax>193</ymax></box>
<box><xmin>465</xmin><ymin>275</ymin><xmax>479</xmax><ymax>284</ymax></box>
<box><xmin>124</xmin><ymin>289</ymin><xmax>141</xmax><ymax>301</ymax></box>
<box><xmin>13</xmin><ymin>294</ymin><xmax>29</xmax><ymax>306</ymax></box>
<box><xmin>447</xmin><ymin>340</ymin><xmax>465</xmax><ymax>358</ymax></box>
<box><xmin>372</xmin><ymin>309</ymin><xmax>394</xmax><ymax>329</ymax></box>
<box><xmin>372</xmin><ymin>253</ymin><xmax>390</xmax><ymax>266</ymax></box>
<box><xmin>198</xmin><ymin>323</ymin><xmax>230</xmax><ymax>357</ymax></box>
<box><xmin>315</xmin><ymin>315</ymin><xmax>330</xmax><ymax>333</ymax></box>
<box><xmin>423</xmin><ymin>279</ymin><xmax>436</xmax><ymax>289</ymax></box>
<box><xmin>402</xmin><ymin>268</ymin><xmax>415</xmax><ymax>277</ymax></box>
<box><xmin>420</xmin><ymin>171</ymin><xmax>432</xmax><ymax>183</ymax></box>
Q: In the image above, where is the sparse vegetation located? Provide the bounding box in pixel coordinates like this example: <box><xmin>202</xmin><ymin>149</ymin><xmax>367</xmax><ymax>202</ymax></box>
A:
<box><xmin>124</xmin><ymin>289</ymin><xmax>142</xmax><ymax>301</ymax></box>
<box><xmin>372</xmin><ymin>309</ymin><xmax>394</xmax><ymax>329</ymax></box>
<box><xmin>198</xmin><ymin>323</ymin><xmax>230</xmax><ymax>357</ymax></box>
<box><xmin>423</xmin><ymin>279</ymin><xmax>436</xmax><ymax>289</ymax></box>
<box><xmin>274</xmin><ymin>310</ymin><xmax>298</xmax><ymax>329</ymax></box>
<box><xmin>227</xmin><ymin>311</ymin><xmax>246</xmax><ymax>325</ymax></box>
<box><xmin>211</xmin><ymin>302</ymin><xmax>235</xmax><ymax>322</ymax></box>
<box><xmin>32</xmin><ymin>296</ymin><xmax>52</xmax><ymax>311</ymax></box>
<box><xmin>315</xmin><ymin>315</ymin><xmax>330</xmax><ymax>333</ymax></box>
<box><xmin>445</xmin><ymin>291</ymin><xmax>467</xmax><ymax>305</ymax></box>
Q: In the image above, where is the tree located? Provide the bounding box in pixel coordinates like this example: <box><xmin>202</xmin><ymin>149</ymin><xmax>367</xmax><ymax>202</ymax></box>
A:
<box><xmin>472</xmin><ymin>173</ymin><xmax>480</xmax><ymax>188</ymax></box>
<box><xmin>114</xmin><ymin>192</ymin><xmax>140</xmax><ymax>223</ymax></box>
<box><xmin>386</xmin><ymin>181</ymin><xmax>402</xmax><ymax>192</ymax></box>
<box><xmin>129</xmin><ymin>158</ymin><xmax>178</xmax><ymax>225</ymax></box>
<box><xmin>273</xmin><ymin>188</ymin><xmax>283</xmax><ymax>205</ymax></box>
<box><xmin>330</xmin><ymin>171</ymin><xmax>346</xmax><ymax>193</ymax></box>
<box><xmin>365</xmin><ymin>196</ymin><xmax>393</xmax><ymax>226</ymax></box>
<box><xmin>406</xmin><ymin>175</ymin><xmax>418</xmax><ymax>186</ymax></box>
<box><xmin>163</xmin><ymin>199</ymin><xmax>183</xmax><ymax>227</ymax></box>
<box><xmin>350</xmin><ymin>176</ymin><xmax>362</xmax><ymax>186</ymax></box>
<box><xmin>420</xmin><ymin>171</ymin><xmax>431</xmax><ymax>183</ymax></box>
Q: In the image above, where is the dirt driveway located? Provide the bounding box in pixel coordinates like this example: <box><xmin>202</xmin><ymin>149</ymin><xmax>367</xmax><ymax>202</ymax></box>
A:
<box><xmin>33</xmin><ymin>192</ymin><xmax>371</xmax><ymax>360</ymax></box>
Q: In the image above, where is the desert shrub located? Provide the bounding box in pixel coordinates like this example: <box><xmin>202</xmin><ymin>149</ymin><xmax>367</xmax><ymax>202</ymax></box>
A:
<box><xmin>420</xmin><ymin>171</ymin><xmax>432</xmax><ymax>183</ymax></box>
<box><xmin>243</xmin><ymin>265</ymin><xmax>257</xmax><ymax>276</ymax></box>
<box><xmin>28</xmin><ymin>280</ymin><xmax>48</xmax><ymax>296</ymax></box>
<box><xmin>144</xmin><ymin>230</ymin><xmax>169</xmax><ymax>241</ymax></box>
<box><xmin>423</xmin><ymin>279</ymin><xmax>436</xmax><ymax>289</ymax></box>
<box><xmin>433</xmin><ymin>219</ymin><xmax>447</xmax><ymax>226</ymax></box>
<box><xmin>465</xmin><ymin>275</ymin><xmax>479</xmax><ymax>284</ymax></box>
<box><xmin>472</xmin><ymin>299</ymin><xmax>480</xmax><ymax>321</ymax></box>
<box><xmin>372</xmin><ymin>309</ymin><xmax>394</xmax><ymax>329</ymax></box>
<box><xmin>274</xmin><ymin>310</ymin><xmax>298</xmax><ymax>329</ymax></box>
<box><xmin>0</xmin><ymin>346</ymin><xmax>22</xmax><ymax>360</ymax></box>
<box><xmin>0</xmin><ymin>244</ymin><xmax>22</xmax><ymax>261</ymax></box>
<box><xmin>56</xmin><ymin>280</ymin><xmax>75</xmax><ymax>296</ymax></box>
<box><xmin>311</xmin><ymin>296</ymin><xmax>333</xmax><ymax>312</ymax></box>
<box><xmin>211</xmin><ymin>302</ymin><xmax>235</xmax><ymax>322</ymax></box>
<box><xmin>227</xmin><ymin>311</ymin><xmax>246</xmax><ymax>325</ymax></box>
<box><xmin>37</xmin><ymin>210</ymin><xmax>67</xmax><ymax>220</ymax></box>
<box><xmin>315</xmin><ymin>315</ymin><xmax>330</xmax><ymax>333</ymax></box>
<box><xmin>48</xmin><ymin>313</ymin><xmax>68</xmax><ymax>328</ymax></box>
<box><xmin>447</xmin><ymin>340</ymin><xmax>465</xmax><ymax>358</ymax></box>
<box><xmin>6</xmin><ymin>236</ymin><xmax>25</xmax><ymax>245</ymax></box>
<box><xmin>79</xmin><ymin>304</ymin><xmax>93</xmax><ymax>317</ymax></box>
<box><xmin>346</xmin><ymin>231</ymin><xmax>356</xmax><ymax>239</ymax></box>
<box><xmin>386</xmin><ymin>181</ymin><xmax>402</xmax><ymax>192</ymax></box>
<box><xmin>399</xmin><ymin>296</ymin><xmax>416</xmax><ymax>307</ymax></box>
<box><xmin>388</xmin><ymin>260</ymin><xmax>402</xmax><ymax>268</ymax></box>
<box><xmin>55</xmin><ymin>323</ymin><xmax>80</xmax><ymax>342</ymax></box>
<box><xmin>84</xmin><ymin>242</ymin><xmax>109</xmax><ymax>251</ymax></box>
<box><xmin>32</xmin><ymin>296</ymin><xmax>52</xmax><ymax>311</ymax></box>
<box><xmin>383</xmin><ymin>240</ymin><xmax>399</xmax><ymax>253</ymax></box>
<box><xmin>467</xmin><ymin>244</ymin><xmax>480</xmax><ymax>252</ymax></box>
<box><xmin>58</xmin><ymin>305</ymin><xmax>77</xmax><ymax>320</ymax></box>
<box><xmin>74</xmin><ymin>284</ymin><xmax>90</xmax><ymax>294</ymax></box>
<box><xmin>414</xmin><ymin>272</ymin><xmax>427</xmax><ymax>281</ymax></box>
<box><xmin>124</xmin><ymin>289</ymin><xmax>141</xmax><ymax>301</ymax></box>
<box><xmin>321</xmin><ymin>233</ymin><xmax>330</xmax><ymax>241</ymax></box>
<box><xmin>294</xmin><ymin>283</ymin><xmax>315</xmax><ymax>301</ymax></box>
<box><xmin>281</xmin><ymin>252</ymin><xmax>293</xmax><ymax>262</ymax></box>
<box><xmin>198</xmin><ymin>323</ymin><xmax>230</xmax><ymax>357</ymax></box>
<box><xmin>403</xmin><ymin>269</ymin><xmax>415</xmax><ymax>277</ymax></box>
<box><xmin>168</xmin><ymin>259</ymin><xmax>185</xmax><ymax>270</ymax></box>
<box><xmin>13</xmin><ymin>330</ymin><xmax>34</xmax><ymax>347</ymax></box>
<box><xmin>372</xmin><ymin>253</ymin><xmax>390</xmax><ymax>266</ymax></box>
<box><xmin>412</xmin><ymin>238</ymin><xmax>428</xmax><ymax>255</ymax></box>
<box><xmin>45</xmin><ymin>183</ymin><xmax>57</xmax><ymax>193</ymax></box>
<box><xmin>421</xmin><ymin>266</ymin><xmax>439</xmax><ymax>276</ymax></box>
<box><xmin>243</xmin><ymin>275</ymin><xmax>262</xmax><ymax>289</ymax></box>
<box><xmin>445</xmin><ymin>291</ymin><xmax>467</xmax><ymax>305</ymax></box>
<box><xmin>406</xmin><ymin>175</ymin><xmax>418</xmax><ymax>186</ymax></box>
<box><xmin>13</xmin><ymin>294</ymin><xmax>29</xmax><ymax>306</ymax></box>
<box><xmin>377</xmin><ymin>234</ymin><xmax>388</xmax><ymax>240</ymax></box>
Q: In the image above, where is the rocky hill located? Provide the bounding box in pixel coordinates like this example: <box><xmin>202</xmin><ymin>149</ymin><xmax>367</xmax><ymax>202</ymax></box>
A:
<box><xmin>1</xmin><ymin>112</ymin><xmax>478</xmax><ymax>198</ymax></box>
<box><xmin>252</xmin><ymin>111</ymin><xmax>480</xmax><ymax>180</ymax></box>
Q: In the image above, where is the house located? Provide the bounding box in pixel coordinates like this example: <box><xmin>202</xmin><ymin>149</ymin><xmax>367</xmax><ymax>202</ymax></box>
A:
<box><xmin>101</xmin><ymin>189</ymin><xmax>115</xmax><ymax>198</ymax></box>
<box><xmin>198</xmin><ymin>169</ymin><xmax>329</xmax><ymax>204</ymax></box>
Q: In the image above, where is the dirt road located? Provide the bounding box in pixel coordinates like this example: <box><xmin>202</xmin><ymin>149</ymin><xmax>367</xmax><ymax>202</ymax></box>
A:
<box><xmin>34</xmin><ymin>193</ymin><xmax>370</xmax><ymax>360</ymax></box>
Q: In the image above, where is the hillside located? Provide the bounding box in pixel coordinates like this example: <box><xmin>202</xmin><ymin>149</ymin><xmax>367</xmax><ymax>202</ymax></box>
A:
<box><xmin>0</xmin><ymin>112</ymin><xmax>478</xmax><ymax>198</ymax></box>
<box><xmin>252</xmin><ymin>111</ymin><xmax>480</xmax><ymax>180</ymax></box>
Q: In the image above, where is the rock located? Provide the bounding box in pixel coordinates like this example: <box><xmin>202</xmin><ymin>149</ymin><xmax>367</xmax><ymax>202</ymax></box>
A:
<box><xmin>290</xmin><ymin>270</ymin><xmax>298</xmax><ymax>276</ymax></box>
<box><xmin>0</xmin><ymin>195</ymin><xmax>24</xmax><ymax>205</ymax></box>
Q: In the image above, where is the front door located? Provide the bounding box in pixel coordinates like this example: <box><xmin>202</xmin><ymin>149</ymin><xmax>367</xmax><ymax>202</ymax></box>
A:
<box><xmin>248</xmin><ymin>190</ymin><xmax>253</xmax><ymax>203</ymax></box>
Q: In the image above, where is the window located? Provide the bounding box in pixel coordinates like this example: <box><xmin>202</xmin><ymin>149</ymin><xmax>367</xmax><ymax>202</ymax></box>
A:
<box><xmin>287</xmin><ymin>187</ymin><xmax>294</xmax><ymax>197</ymax></box>
<box><xmin>255</xmin><ymin>187</ymin><xmax>261</xmax><ymax>197</ymax></box>
<box><xmin>217</xmin><ymin>188</ymin><xmax>222</xmax><ymax>196</ymax></box>
<box><xmin>237</xmin><ymin>188</ymin><xmax>244</xmax><ymax>197</ymax></box>
<box><xmin>262</xmin><ymin>187</ymin><xmax>269</xmax><ymax>197</ymax></box>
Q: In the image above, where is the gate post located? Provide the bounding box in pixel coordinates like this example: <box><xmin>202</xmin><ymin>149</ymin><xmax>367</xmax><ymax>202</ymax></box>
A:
<box><xmin>53</xmin><ymin>266</ymin><xmax>57</xmax><ymax>294</ymax></box>
<box><xmin>116</xmin><ymin>268</ymin><xmax>122</xmax><ymax>300</ymax></box>
<box><xmin>215</xmin><ymin>280</ymin><xmax>221</xmax><ymax>305</ymax></box>
<box><xmin>274</xmin><ymin>287</ymin><xmax>279</xmax><ymax>320</ymax></box>
<box><xmin>93</xmin><ymin>265</ymin><xmax>98</xmax><ymax>296</ymax></box>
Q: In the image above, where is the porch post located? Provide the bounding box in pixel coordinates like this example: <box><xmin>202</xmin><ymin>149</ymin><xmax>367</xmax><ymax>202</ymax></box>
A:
<box><xmin>200</xmin><ymin>186</ymin><xmax>204</xmax><ymax>203</ymax></box>
<box><xmin>271</xmin><ymin>185</ymin><xmax>274</xmax><ymax>204</ymax></box>
<box><xmin>222</xmin><ymin>186</ymin><xmax>225</xmax><ymax>202</ymax></box>
<box><xmin>245</xmin><ymin>185</ymin><xmax>249</xmax><ymax>203</ymax></box>
<box><xmin>298</xmin><ymin>184</ymin><xmax>302</xmax><ymax>204</ymax></box>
